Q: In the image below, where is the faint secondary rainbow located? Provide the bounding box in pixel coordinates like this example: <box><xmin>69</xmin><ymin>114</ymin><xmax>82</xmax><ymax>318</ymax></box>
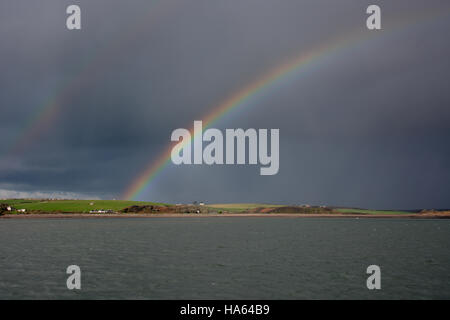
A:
<box><xmin>122</xmin><ymin>7</ymin><xmax>450</xmax><ymax>201</ymax></box>
<box><xmin>5</xmin><ymin>77</ymin><xmax>81</xmax><ymax>157</ymax></box>
<box><xmin>1</xmin><ymin>0</ymin><xmax>178</xmax><ymax>163</ymax></box>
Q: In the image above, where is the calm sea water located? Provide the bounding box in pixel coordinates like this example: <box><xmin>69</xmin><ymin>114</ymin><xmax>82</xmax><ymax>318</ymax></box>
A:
<box><xmin>0</xmin><ymin>217</ymin><xmax>449</xmax><ymax>299</ymax></box>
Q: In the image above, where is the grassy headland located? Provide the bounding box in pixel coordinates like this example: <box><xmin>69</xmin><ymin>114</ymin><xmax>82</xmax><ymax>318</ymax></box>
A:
<box><xmin>0</xmin><ymin>199</ymin><xmax>448</xmax><ymax>218</ymax></box>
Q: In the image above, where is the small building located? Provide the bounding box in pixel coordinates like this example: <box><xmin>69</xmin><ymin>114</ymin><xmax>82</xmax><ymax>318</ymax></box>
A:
<box><xmin>89</xmin><ymin>209</ymin><xmax>113</xmax><ymax>214</ymax></box>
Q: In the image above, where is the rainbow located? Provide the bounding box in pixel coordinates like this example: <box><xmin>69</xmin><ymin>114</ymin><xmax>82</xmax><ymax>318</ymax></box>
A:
<box><xmin>122</xmin><ymin>31</ymin><xmax>366</xmax><ymax>200</ymax></box>
<box><xmin>5</xmin><ymin>78</ymin><xmax>81</xmax><ymax>157</ymax></box>
<box><xmin>122</xmin><ymin>8</ymin><xmax>450</xmax><ymax>201</ymax></box>
<box><xmin>1</xmin><ymin>0</ymin><xmax>178</xmax><ymax>165</ymax></box>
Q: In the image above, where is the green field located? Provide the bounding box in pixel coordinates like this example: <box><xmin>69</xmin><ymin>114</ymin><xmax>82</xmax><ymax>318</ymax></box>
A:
<box><xmin>2</xmin><ymin>199</ymin><xmax>169</xmax><ymax>213</ymax></box>
<box><xmin>335</xmin><ymin>208</ymin><xmax>411</xmax><ymax>215</ymax></box>
<box><xmin>208</xmin><ymin>203</ymin><xmax>284</xmax><ymax>212</ymax></box>
<box><xmin>0</xmin><ymin>199</ymin><xmax>414</xmax><ymax>215</ymax></box>
<box><xmin>210</xmin><ymin>204</ymin><xmax>412</xmax><ymax>215</ymax></box>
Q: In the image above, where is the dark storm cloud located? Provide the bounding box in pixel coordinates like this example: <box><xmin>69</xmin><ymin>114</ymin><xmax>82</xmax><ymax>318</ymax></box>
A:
<box><xmin>0</xmin><ymin>0</ymin><xmax>449</xmax><ymax>208</ymax></box>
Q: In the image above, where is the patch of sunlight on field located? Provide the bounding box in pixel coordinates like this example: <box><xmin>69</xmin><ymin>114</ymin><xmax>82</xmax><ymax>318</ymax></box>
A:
<box><xmin>335</xmin><ymin>208</ymin><xmax>410</xmax><ymax>215</ymax></box>
<box><xmin>208</xmin><ymin>203</ymin><xmax>284</xmax><ymax>212</ymax></box>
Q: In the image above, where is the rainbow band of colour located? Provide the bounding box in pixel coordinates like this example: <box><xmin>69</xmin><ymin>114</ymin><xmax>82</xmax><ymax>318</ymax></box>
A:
<box><xmin>122</xmin><ymin>8</ymin><xmax>450</xmax><ymax>201</ymax></box>
<box><xmin>122</xmin><ymin>31</ymin><xmax>368</xmax><ymax>200</ymax></box>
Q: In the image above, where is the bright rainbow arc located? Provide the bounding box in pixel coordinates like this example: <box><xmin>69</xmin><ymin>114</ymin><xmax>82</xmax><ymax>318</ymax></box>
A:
<box><xmin>122</xmin><ymin>8</ymin><xmax>450</xmax><ymax>201</ymax></box>
<box><xmin>122</xmin><ymin>30</ymin><xmax>366</xmax><ymax>200</ymax></box>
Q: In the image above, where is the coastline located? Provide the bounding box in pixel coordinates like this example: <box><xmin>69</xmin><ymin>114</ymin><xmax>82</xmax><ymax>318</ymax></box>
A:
<box><xmin>1</xmin><ymin>212</ymin><xmax>450</xmax><ymax>219</ymax></box>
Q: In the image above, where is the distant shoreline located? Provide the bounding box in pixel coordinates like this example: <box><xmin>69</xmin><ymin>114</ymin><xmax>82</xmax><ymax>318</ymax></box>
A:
<box><xmin>1</xmin><ymin>212</ymin><xmax>450</xmax><ymax>219</ymax></box>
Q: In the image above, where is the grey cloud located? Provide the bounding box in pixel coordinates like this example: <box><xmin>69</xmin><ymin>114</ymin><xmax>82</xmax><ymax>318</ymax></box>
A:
<box><xmin>1</xmin><ymin>0</ymin><xmax>449</xmax><ymax>209</ymax></box>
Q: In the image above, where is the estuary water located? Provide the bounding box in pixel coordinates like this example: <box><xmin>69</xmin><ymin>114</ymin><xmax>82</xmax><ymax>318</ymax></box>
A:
<box><xmin>0</xmin><ymin>217</ymin><xmax>449</xmax><ymax>299</ymax></box>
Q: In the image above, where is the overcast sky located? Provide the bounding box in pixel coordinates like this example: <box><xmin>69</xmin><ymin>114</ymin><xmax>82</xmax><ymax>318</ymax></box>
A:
<box><xmin>1</xmin><ymin>0</ymin><xmax>449</xmax><ymax>209</ymax></box>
